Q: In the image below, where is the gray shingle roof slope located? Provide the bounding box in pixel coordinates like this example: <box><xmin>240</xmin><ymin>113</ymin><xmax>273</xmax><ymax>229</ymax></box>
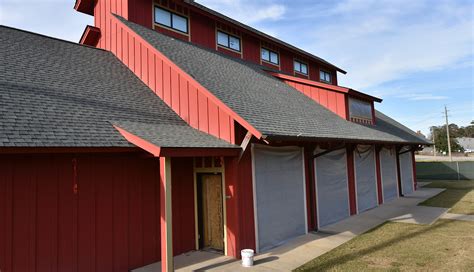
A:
<box><xmin>0</xmin><ymin>26</ymin><xmax>238</xmax><ymax>148</ymax></box>
<box><xmin>112</xmin><ymin>121</ymin><xmax>238</xmax><ymax>148</ymax></box>
<box><xmin>117</xmin><ymin>17</ymin><xmax>429</xmax><ymax>145</ymax></box>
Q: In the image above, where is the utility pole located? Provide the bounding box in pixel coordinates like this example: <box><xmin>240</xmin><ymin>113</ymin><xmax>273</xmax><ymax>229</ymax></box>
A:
<box><xmin>432</xmin><ymin>127</ymin><xmax>437</xmax><ymax>156</ymax></box>
<box><xmin>444</xmin><ymin>106</ymin><xmax>452</xmax><ymax>162</ymax></box>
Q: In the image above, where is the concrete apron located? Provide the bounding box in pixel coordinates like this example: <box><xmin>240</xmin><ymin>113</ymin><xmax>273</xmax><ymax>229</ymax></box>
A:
<box><xmin>133</xmin><ymin>187</ymin><xmax>446</xmax><ymax>272</ymax></box>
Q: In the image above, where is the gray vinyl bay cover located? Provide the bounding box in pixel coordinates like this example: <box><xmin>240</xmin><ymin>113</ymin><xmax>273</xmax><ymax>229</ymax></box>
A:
<box><xmin>399</xmin><ymin>151</ymin><xmax>414</xmax><ymax>195</ymax></box>
<box><xmin>252</xmin><ymin>145</ymin><xmax>307</xmax><ymax>252</ymax></box>
<box><xmin>315</xmin><ymin>148</ymin><xmax>349</xmax><ymax>227</ymax></box>
<box><xmin>354</xmin><ymin>145</ymin><xmax>378</xmax><ymax>213</ymax></box>
<box><xmin>380</xmin><ymin>147</ymin><xmax>398</xmax><ymax>202</ymax></box>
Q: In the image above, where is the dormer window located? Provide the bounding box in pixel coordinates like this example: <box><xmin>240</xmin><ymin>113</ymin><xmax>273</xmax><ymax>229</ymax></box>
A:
<box><xmin>217</xmin><ymin>31</ymin><xmax>241</xmax><ymax>52</ymax></box>
<box><xmin>294</xmin><ymin>60</ymin><xmax>308</xmax><ymax>75</ymax></box>
<box><xmin>154</xmin><ymin>7</ymin><xmax>188</xmax><ymax>34</ymax></box>
<box><xmin>349</xmin><ymin>98</ymin><xmax>373</xmax><ymax>123</ymax></box>
<box><xmin>320</xmin><ymin>70</ymin><xmax>332</xmax><ymax>83</ymax></box>
<box><xmin>261</xmin><ymin>48</ymin><xmax>279</xmax><ymax>65</ymax></box>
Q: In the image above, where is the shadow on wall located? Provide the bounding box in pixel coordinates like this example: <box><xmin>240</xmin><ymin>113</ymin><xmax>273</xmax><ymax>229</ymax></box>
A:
<box><xmin>416</xmin><ymin>162</ymin><xmax>474</xmax><ymax>180</ymax></box>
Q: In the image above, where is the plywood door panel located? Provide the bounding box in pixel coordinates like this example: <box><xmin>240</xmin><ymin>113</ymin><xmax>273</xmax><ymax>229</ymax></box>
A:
<box><xmin>201</xmin><ymin>175</ymin><xmax>224</xmax><ymax>251</ymax></box>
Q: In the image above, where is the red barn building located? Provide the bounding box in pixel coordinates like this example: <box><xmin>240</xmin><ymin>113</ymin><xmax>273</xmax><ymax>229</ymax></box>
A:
<box><xmin>0</xmin><ymin>1</ymin><xmax>429</xmax><ymax>271</ymax></box>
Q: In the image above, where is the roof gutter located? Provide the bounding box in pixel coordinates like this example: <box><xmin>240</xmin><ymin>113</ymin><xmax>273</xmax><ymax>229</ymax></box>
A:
<box><xmin>262</xmin><ymin>134</ymin><xmax>431</xmax><ymax>146</ymax></box>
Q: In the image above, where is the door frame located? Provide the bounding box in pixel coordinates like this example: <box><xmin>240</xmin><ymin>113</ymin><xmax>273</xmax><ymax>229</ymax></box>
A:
<box><xmin>193</xmin><ymin>159</ymin><xmax>227</xmax><ymax>255</ymax></box>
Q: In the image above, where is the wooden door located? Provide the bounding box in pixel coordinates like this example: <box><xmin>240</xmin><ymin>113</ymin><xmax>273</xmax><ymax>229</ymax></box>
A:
<box><xmin>200</xmin><ymin>174</ymin><xmax>224</xmax><ymax>251</ymax></box>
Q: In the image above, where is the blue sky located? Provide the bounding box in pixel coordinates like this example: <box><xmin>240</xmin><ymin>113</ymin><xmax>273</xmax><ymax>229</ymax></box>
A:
<box><xmin>1</xmin><ymin>0</ymin><xmax>473</xmax><ymax>136</ymax></box>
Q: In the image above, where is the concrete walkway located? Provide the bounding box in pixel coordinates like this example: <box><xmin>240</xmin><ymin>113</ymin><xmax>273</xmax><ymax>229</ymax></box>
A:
<box><xmin>133</xmin><ymin>187</ymin><xmax>446</xmax><ymax>272</ymax></box>
<box><xmin>441</xmin><ymin>213</ymin><xmax>474</xmax><ymax>222</ymax></box>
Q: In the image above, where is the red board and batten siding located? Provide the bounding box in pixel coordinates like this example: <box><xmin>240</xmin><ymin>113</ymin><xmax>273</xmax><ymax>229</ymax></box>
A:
<box><xmin>282</xmin><ymin>79</ymin><xmax>348</xmax><ymax>119</ymax></box>
<box><xmin>0</xmin><ymin>154</ymin><xmax>196</xmax><ymax>272</ymax></box>
<box><xmin>224</xmin><ymin>124</ymin><xmax>257</xmax><ymax>257</ymax></box>
<box><xmin>108</xmin><ymin>0</ymin><xmax>340</xmax><ymax>85</ymax></box>
<box><xmin>0</xmin><ymin>154</ymin><xmax>161</xmax><ymax>272</ymax></box>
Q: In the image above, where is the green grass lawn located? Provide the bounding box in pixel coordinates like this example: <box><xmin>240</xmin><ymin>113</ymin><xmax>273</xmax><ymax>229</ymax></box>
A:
<box><xmin>419</xmin><ymin>180</ymin><xmax>474</xmax><ymax>215</ymax></box>
<box><xmin>295</xmin><ymin>220</ymin><xmax>474</xmax><ymax>272</ymax></box>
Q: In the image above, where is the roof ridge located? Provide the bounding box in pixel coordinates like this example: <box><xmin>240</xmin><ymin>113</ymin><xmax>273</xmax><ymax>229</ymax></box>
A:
<box><xmin>0</xmin><ymin>25</ymin><xmax>107</xmax><ymax>52</ymax></box>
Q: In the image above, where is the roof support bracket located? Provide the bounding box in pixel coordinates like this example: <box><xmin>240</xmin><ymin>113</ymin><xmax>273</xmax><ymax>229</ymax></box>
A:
<box><xmin>398</xmin><ymin>146</ymin><xmax>416</xmax><ymax>155</ymax></box>
<box><xmin>238</xmin><ymin>131</ymin><xmax>253</xmax><ymax>161</ymax></box>
<box><xmin>312</xmin><ymin>144</ymin><xmax>346</xmax><ymax>159</ymax></box>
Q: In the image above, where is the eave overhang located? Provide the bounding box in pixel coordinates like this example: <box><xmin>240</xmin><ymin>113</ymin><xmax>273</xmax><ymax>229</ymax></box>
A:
<box><xmin>269</xmin><ymin>72</ymin><xmax>383</xmax><ymax>103</ymax></box>
<box><xmin>79</xmin><ymin>25</ymin><xmax>101</xmax><ymax>46</ymax></box>
<box><xmin>74</xmin><ymin>0</ymin><xmax>94</xmax><ymax>16</ymax></box>
<box><xmin>114</xmin><ymin>125</ymin><xmax>241</xmax><ymax>157</ymax></box>
<box><xmin>261</xmin><ymin>134</ymin><xmax>431</xmax><ymax>146</ymax></box>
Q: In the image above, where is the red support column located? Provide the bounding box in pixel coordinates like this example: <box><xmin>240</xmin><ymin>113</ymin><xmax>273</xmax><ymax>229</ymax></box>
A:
<box><xmin>395</xmin><ymin>147</ymin><xmax>402</xmax><ymax>197</ymax></box>
<box><xmin>375</xmin><ymin>147</ymin><xmax>383</xmax><ymax>205</ymax></box>
<box><xmin>346</xmin><ymin>146</ymin><xmax>357</xmax><ymax>215</ymax></box>
<box><xmin>224</xmin><ymin>157</ymin><xmax>241</xmax><ymax>258</ymax></box>
<box><xmin>411</xmin><ymin>150</ymin><xmax>418</xmax><ymax>191</ymax></box>
<box><xmin>160</xmin><ymin>157</ymin><xmax>173</xmax><ymax>272</ymax></box>
<box><xmin>304</xmin><ymin>147</ymin><xmax>317</xmax><ymax>230</ymax></box>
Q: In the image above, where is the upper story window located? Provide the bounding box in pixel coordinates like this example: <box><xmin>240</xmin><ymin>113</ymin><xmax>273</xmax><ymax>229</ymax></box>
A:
<box><xmin>294</xmin><ymin>60</ymin><xmax>308</xmax><ymax>75</ymax></box>
<box><xmin>320</xmin><ymin>70</ymin><xmax>332</xmax><ymax>83</ymax></box>
<box><xmin>261</xmin><ymin>48</ymin><xmax>279</xmax><ymax>65</ymax></box>
<box><xmin>349</xmin><ymin>98</ymin><xmax>372</xmax><ymax>121</ymax></box>
<box><xmin>217</xmin><ymin>31</ymin><xmax>241</xmax><ymax>52</ymax></box>
<box><xmin>154</xmin><ymin>6</ymin><xmax>188</xmax><ymax>34</ymax></box>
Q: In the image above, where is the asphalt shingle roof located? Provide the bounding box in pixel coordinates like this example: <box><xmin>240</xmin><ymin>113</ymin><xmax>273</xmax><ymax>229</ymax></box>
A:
<box><xmin>0</xmin><ymin>26</ymin><xmax>238</xmax><ymax>149</ymax></box>
<box><xmin>112</xmin><ymin>121</ymin><xmax>238</xmax><ymax>148</ymax></box>
<box><xmin>117</xmin><ymin>17</ymin><xmax>429</xmax><ymax>145</ymax></box>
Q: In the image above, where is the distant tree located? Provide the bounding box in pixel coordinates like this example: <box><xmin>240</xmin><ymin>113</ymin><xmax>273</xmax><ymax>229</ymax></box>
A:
<box><xmin>458</xmin><ymin>121</ymin><xmax>474</xmax><ymax>138</ymax></box>
<box><xmin>431</xmin><ymin>125</ymin><xmax>464</xmax><ymax>153</ymax></box>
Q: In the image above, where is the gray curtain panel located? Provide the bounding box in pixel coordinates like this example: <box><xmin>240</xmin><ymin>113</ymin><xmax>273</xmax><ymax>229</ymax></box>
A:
<box><xmin>314</xmin><ymin>148</ymin><xmax>349</xmax><ymax>227</ymax></box>
<box><xmin>354</xmin><ymin>145</ymin><xmax>378</xmax><ymax>213</ymax></box>
<box><xmin>380</xmin><ymin>147</ymin><xmax>398</xmax><ymax>202</ymax></box>
<box><xmin>252</xmin><ymin>144</ymin><xmax>306</xmax><ymax>252</ymax></box>
<box><xmin>399</xmin><ymin>151</ymin><xmax>414</xmax><ymax>195</ymax></box>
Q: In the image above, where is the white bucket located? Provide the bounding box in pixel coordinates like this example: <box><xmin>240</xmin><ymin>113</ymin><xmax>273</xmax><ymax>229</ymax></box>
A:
<box><xmin>241</xmin><ymin>249</ymin><xmax>255</xmax><ymax>267</ymax></box>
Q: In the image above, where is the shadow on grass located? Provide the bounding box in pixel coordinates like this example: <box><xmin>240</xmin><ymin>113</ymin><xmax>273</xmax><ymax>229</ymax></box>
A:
<box><xmin>296</xmin><ymin>220</ymin><xmax>453</xmax><ymax>272</ymax></box>
<box><xmin>418</xmin><ymin>189</ymin><xmax>471</xmax><ymax>210</ymax></box>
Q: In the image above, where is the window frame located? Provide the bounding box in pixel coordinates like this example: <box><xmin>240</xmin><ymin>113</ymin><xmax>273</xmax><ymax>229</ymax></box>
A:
<box><xmin>154</xmin><ymin>6</ymin><xmax>189</xmax><ymax>34</ymax></box>
<box><xmin>320</xmin><ymin>70</ymin><xmax>332</xmax><ymax>83</ymax></box>
<box><xmin>348</xmin><ymin>98</ymin><xmax>373</xmax><ymax>121</ymax></box>
<box><xmin>294</xmin><ymin>59</ymin><xmax>309</xmax><ymax>75</ymax></box>
<box><xmin>261</xmin><ymin>47</ymin><xmax>280</xmax><ymax>65</ymax></box>
<box><xmin>216</xmin><ymin>30</ymin><xmax>242</xmax><ymax>52</ymax></box>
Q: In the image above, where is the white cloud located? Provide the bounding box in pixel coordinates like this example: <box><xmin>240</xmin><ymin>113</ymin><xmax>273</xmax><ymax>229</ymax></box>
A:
<box><xmin>196</xmin><ymin>0</ymin><xmax>286</xmax><ymax>24</ymax></box>
<box><xmin>396</xmin><ymin>93</ymin><xmax>449</xmax><ymax>101</ymax></box>
<box><xmin>302</xmin><ymin>0</ymin><xmax>474</xmax><ymax>90</ymax></box>
<box><xmin>0</xmin><ymin>1</ymin><xmax>92</xmax><ymax>42</ymax></box>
